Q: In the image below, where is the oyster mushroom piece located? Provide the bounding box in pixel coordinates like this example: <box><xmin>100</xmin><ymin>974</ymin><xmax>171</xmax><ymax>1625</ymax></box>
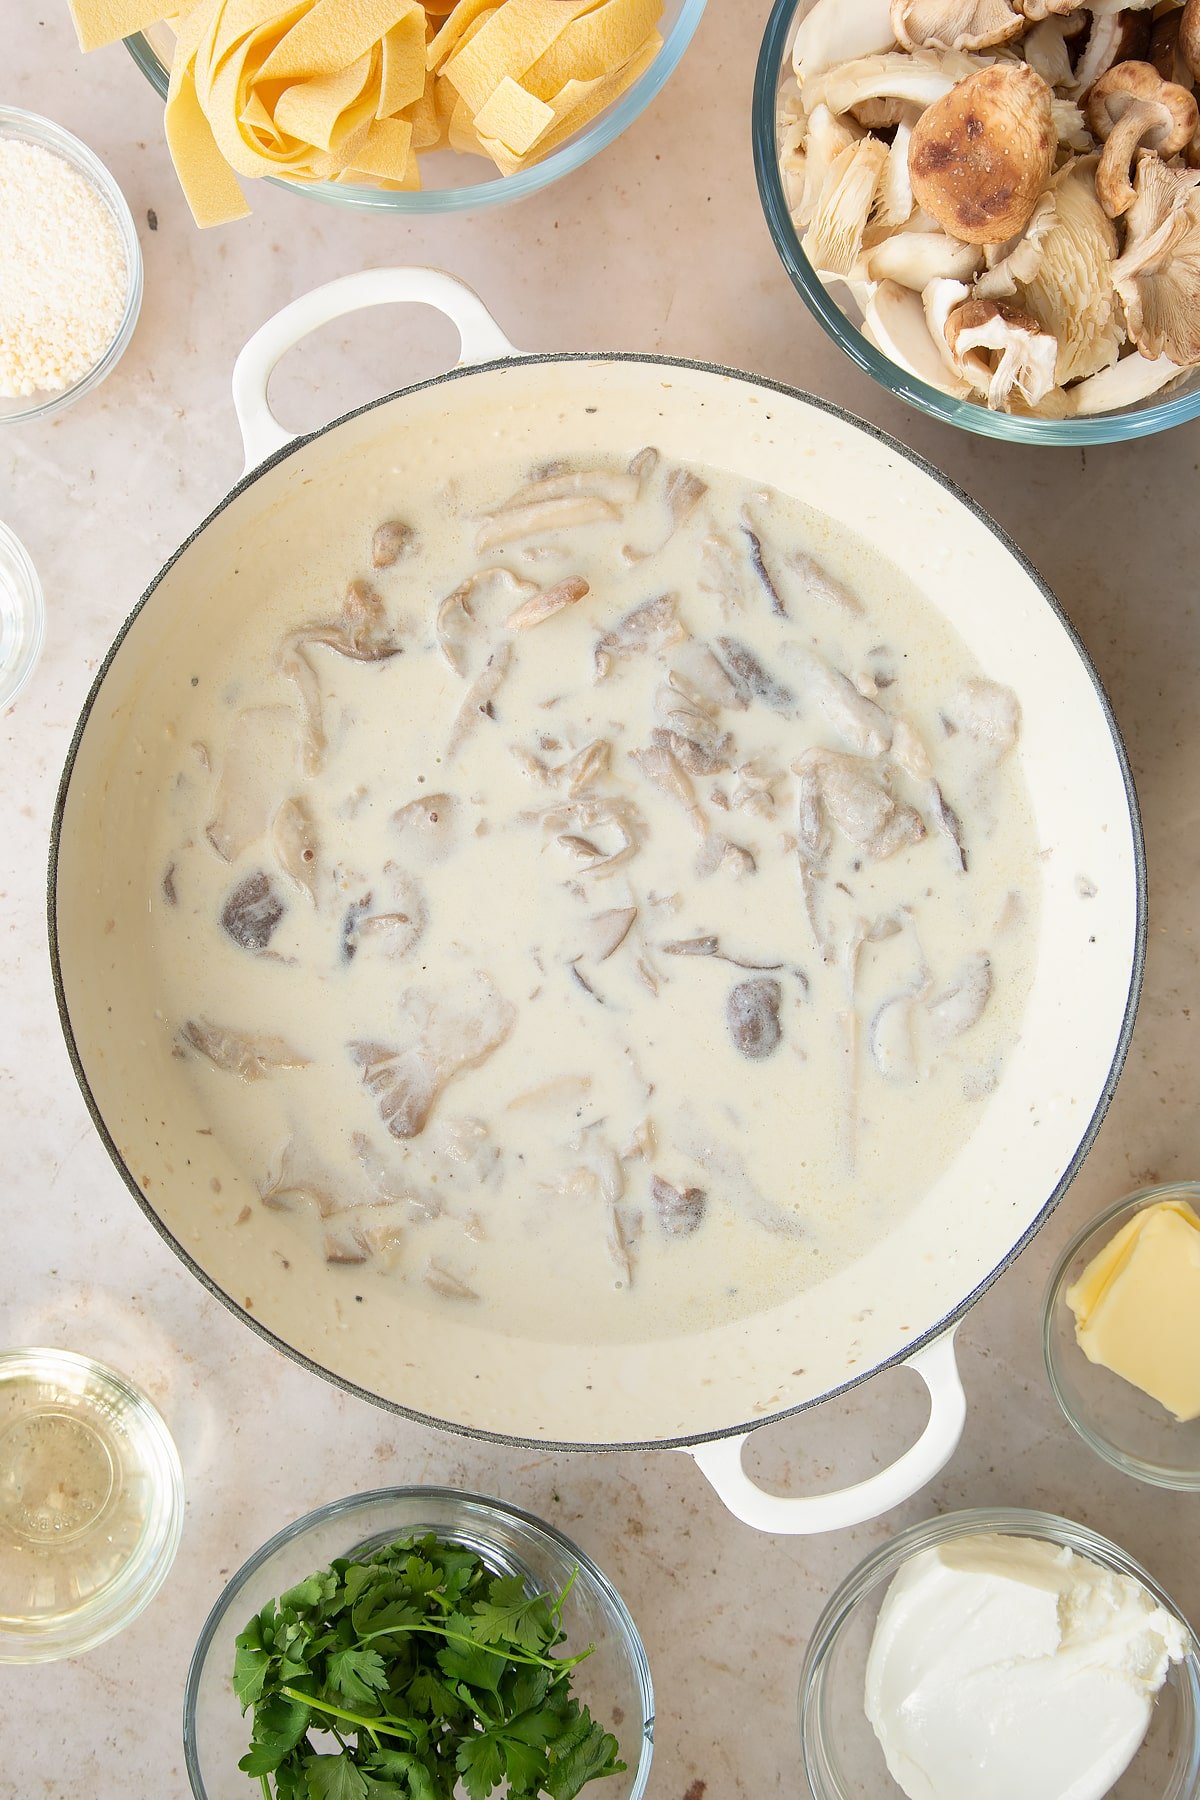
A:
<box><xmin>271</xmin><ymin>796</ymin><xmax>319</xmax><ymax>900</ymax></box>
<box><xmin>803</xmin><ymin>137</ymin><xmax>889</xmax><ymax>276</ymax></box>
<box><xmin>505</xmin><ymin>576</ymin><xmax>589</xmax><ymax>631</ymax></box>
<box><xmin>205</xmin><ymin>705</ymin><xmax>298</xmax><ymax>862</ymax></box>
<box><xmin>446</xmin><ymin>644</ymin><xmax>512</xmax><ymax>757</ymax></box>
<box><xmin>1022</xmin><ymin>12</ymin><xmax>1085</xmax><ymax>86</ymax></box>
<box><xmin>221</xmin><ymin>870</ymin><xmax>286</xmax><ymax>953</ymax></box>
<box><xmin>435</xmin><ymin>569</ymin><xmax>537</xmax><ymax>674</ymax></box>
<box><xmin>354</xmin><ymin>868</ymin><xmax>427</xmax><ymax>961</ymax></box>
<box><xmin>651</xmin><ymin>1175</ymin><xmax>707</xmax><ymax>1237</ymax></box>
<box><xmin>180</xmin><ymin>1019</ymin><xmax>310</xmax><ymax>1081</ymax></box>
<box><xmin>279</xmin><ymin>580</ymin><xmax>403</xmax><ymax>774</ymax></box>
<box><xmin>1111</xmin><ymin>156</ymin><xmax>1200</xmax><ymax>366</ymax></box>
<box><xmin>714</xmin><ymin>637</ymin><xmax>796</xmax><ymax>714</ymax></box>
<box><xmin>891</xmin><ymin>0</ymin><xmax>1026</xmax><ymax>51</ymax></box>
<box><xmin>815</xmin><ymin>48</ymin><xmax>986</xmax><ymax>116</ymax></box>
<box><xmin>497</xmin><ymin>468</ymin><xmax>639</xmax><ymax>509</ymax></box>
<box><xmin>863</xmin><ymin>280</ymin><xmax>973</xmax><ymax>395</ymax></box>
<box><xmin>943</xmin><ymin>676</ymin><xmax>1021</xmax><ymax>754</ymax></box>
<box><xmin>371</xmin><ymin>519</ymin><xmax>414</xmax><ymax>568</ymax></box>
<box><xmin>793</xmin><ymin>749</ymin><xmax>926</xmax><ymax>860</ymax></box>
<box><xmin>792</xmin><ymin>0</ymin><xmax>896</xmax><ymax>81</ymax></box>
<box><xmin>877</xmin><ymin>116</ymin><xmax>917</xmax><ymax>228</ymax></box>
<box><xmin>1086</xmin><ymin>62</ymin><xmax>1198</xmax><ymax>218</ymax></box>
<box><xmin>1070</xmin><ymin>7</ymin><xmax>1154</xmax><ymax>95</ymax></box>
<box><xmin>794</xmin><ymin>105</ymin><xmax>864</xmax><ymax>230</ymax></box>
<box><xmin>392</xmin><ymin>793</ymin><xmax>458</xmax><ymax>861</ymax></box>
<box><xmin>790</xmin><ymin>647</ymin><xmax>893</xmax><ymax>755</ymax></box>
<box><xmin>927</xmin><ymin>951</ymin><xmax>993</xmax><ymax>1045</ymax></box>
<box><xmin>908</xmin><ymin>63</ymin><xmax>1055</xmax><ymax>244</ymax></box>
<box><xmin>942</xmin><ymin>296</ymin><xmax>1060</xmax><ymax>410</ymax></box>
<box><xmin>726</xmin><ymin>978</ymin><xmax>784</xmax><ymax>1061</ymax></box>
<box><xmin>1020</xmin><ymin>161</ymin><xmax>1121</xmax><ymax>385</ymax></box>
<box><xmin>1064</xmin><ymin>349</ymin><xmax>1184</xmax><ymax>414</ymax></box>
<box><xmin>974</xmin><ymin>189</ymin><xmax>1058</xmax><ymax>300</ymax></box>
<box><xmin>475</xmin><ymin>495</ymin><xmax>620</xmax><ymax>552</ymax></box>
<box><xmin>861</xmin><ymin>230</ymin><xmax>983</xmax><ymax>288</ymax></box>
<box><xmin>630</xmin><ymin>743</ymin><xmax>709</xmax><ymax>837</ymax></box>
<box><xmin>593</xmin><ymin>593</ymin><xmax>684</xmax><ymax>678</ymax></box>
<box><xmin>351</xmin><ymin>975</ymin><xmax>516</xmax><ymax>1139</ymax></box>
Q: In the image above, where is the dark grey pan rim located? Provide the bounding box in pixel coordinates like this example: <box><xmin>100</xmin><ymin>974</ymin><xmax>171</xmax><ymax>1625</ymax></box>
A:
<box><xmin>47</xmin><ymin>350</ymin><xmax>1147</xmax><ymax>1455</ymax></box>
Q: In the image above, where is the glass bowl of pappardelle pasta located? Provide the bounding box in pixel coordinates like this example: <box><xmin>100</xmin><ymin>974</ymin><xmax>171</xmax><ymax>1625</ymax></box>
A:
<box><xmin>124</xmin><ymin>0</ymin><xmax>707</xmax><ymax>219</ymax></box>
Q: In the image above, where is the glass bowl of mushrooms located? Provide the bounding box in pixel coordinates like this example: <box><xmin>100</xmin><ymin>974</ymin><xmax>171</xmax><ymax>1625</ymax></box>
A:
<box><xmin>753</xmin><ymin>0</ymin><xmax>1200</xmax><ymax>442</ymax></box>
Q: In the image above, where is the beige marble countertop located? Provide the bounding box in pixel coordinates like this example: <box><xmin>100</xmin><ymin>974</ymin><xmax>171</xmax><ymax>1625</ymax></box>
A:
<box><xmin>4</xmin><ymin>5</ymin><xmax>1200</xmax><ymax>1796</ymax></box>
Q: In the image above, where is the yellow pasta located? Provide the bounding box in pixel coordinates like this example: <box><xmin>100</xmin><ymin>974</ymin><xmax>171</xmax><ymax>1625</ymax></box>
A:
<box><xmin>69</xmin><ymin>0</ymin><xmax>666</xmax><ymax>225</ymax></box>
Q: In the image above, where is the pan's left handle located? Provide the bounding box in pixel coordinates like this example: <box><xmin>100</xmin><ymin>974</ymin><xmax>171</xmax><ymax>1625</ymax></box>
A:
<box><xmin>231</xmin><ymin>267</ymin><xmax>522</xmax><ymax>474</ymax></box>
<box><xmin>684</xmin><ymin>1330</ymin><xmax>966</xmax><ymax>1535</ymax></box>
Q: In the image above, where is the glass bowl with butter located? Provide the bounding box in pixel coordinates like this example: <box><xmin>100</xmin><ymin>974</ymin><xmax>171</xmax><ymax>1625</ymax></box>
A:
<box><xmin>800</xmin><ymin>1507</ymin><xmax>1200</xmax><ymax>1800</ymax></box>
<box><xmin>1044</xmin><ymin>1183</ymin><xmax>1200</xmax><ymax>1491</ymax></box>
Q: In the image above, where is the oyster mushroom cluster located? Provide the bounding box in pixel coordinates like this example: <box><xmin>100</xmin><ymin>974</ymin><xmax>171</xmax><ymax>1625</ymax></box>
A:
<box><xmin>777</xmin><ymin>0</ymin><xmax>1200</xmax><ymax>414</ymax></box>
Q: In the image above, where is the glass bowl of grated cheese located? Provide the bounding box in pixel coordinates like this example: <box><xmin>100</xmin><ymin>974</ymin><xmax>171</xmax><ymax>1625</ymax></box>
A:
<box><xmin>0</xmin><ymin>108</ymin><xmax>143</xmax><ymax>424</ymax></box>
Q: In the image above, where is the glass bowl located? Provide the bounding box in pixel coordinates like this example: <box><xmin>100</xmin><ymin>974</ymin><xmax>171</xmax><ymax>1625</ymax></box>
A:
<box><xmin>0</xmin><ymin>108</ymin><xmax>143</xmax><ymax>425</ymax></box>
<box><xmin>1044</xmin><ymin>1184</ymin><xmax>1200</xmax><ymax>1491</ymax></box>
<box><xmin>800</xmin><ymin>1507</ymin><xmax>1200</xmax><ymax>1800</ymax></box>
<box><xmin>0</xmin><ymin>520</ymin><xmax>45</xmax><ymax>712</ymax></box>
<box><xmin>752</xmin><ymin>0</ymin><xmax>1200</xmax><ymax>445</ymax></box>
<box><xmin>0</xmin><ymin>1347</ymin><xmax>184</xmax><ymax>1663</ymax></box>
<box><xmin>183</xmin><ymin>1486</ymin><xmax>654</xmax><ymax>1799</ymax></box>
<box><xmin>127</xmin><ymin>0</ymin><xmax>707</xmax><ymax>216</ymax></box>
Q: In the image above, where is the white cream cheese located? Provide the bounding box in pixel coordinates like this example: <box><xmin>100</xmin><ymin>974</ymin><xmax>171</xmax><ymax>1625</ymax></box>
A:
<box><xmin>864</xmin><ymin>1532</ymin><xmax>1188</xmax><ymax>1800</ymax></box>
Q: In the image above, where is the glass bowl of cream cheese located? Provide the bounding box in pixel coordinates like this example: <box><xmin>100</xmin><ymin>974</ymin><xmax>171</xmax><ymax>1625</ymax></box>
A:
<box><xmin>1045</xmin><ymin>1184</ymin><xmax>1200</xmax><ymax>1491</ymax></box>
<box><xmin>800</xmin><ymin>1507</ymin><xmax>1200</xmax><ymax>1800</ymax></box>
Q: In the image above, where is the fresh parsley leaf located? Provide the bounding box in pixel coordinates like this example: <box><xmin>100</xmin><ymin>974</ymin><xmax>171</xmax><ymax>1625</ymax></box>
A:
<box><xmin>237</xmin><ymin>1693</ymin><xmax>312</xmax><ymax>1776</ymax></box>
<box><xmin>365</xmin><ymin>1750</ymin><xmax>440</xmax><ymax>1800</ymax></box>
<box><xmin>436</xmin><ymin>1621</ymin><xmax>506</xmax><ymax>1697</ymax></box>
<box><xmin>456</xmin><ymin>1730</ymin><xmax>506</xmax><ymax>1800</ymax></box>
<box><xmin>303</xmin><ymin>1756</ymin><xmax>369</xmax><ymax>1799</ymax></box>
<box><xmin>470</xmin><ymin>1576</ymin><xmax>557</xmax><ymax>1657</ymax></box>
<box><xmin>544</xmin><ymin>1717</ymin><xmax>625</xmax><ymax>1800</ymax></box>
<box><xmin>327</xmin><ymin>1646</ymin><xmax>388</xmax><ymax>1704</ymax></box>
<box><xmin>233</xmin><ymin>1618</ymin><xmax>271</xmax><ymax>1709</ymax></box>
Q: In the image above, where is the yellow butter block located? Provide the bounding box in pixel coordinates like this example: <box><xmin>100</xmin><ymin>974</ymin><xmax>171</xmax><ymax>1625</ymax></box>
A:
<box><xmin>1067</xmin><ymin>1199</ymin><xmax>1200</xmax><ymax>1422</ymax></box>
<box><xmin>442</xmin><ymin>0</ymin><xmax>595</xmax><ymax>116</ymax></box>
<box><xmin>523</xmin><ymin>0</ymin><xmax>659</xmax><ymax>98</ymax></box>
<box><xmin>68</xmin><ymin>0</ymin><xmax>175</xmax><ymax>52</ymax></box>
<box><xmin>472</xmin><ymin>75</ymin><xmax>553</xmax><ymax>154</ymax></box>
<box><xmin>378</xmin><ymin>6</ymin><xmax>427</xmax><ymax>114</ymax></box>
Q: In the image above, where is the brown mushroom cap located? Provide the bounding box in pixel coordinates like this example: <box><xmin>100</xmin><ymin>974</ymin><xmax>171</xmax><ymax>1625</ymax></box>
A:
<box><xmin>1086</xmin><ymin>62</ymin><xmax>1200</xmax><ymax>216</ymax></box>
<box><xmin>1180</xmin><ymin>0</ymin><xmax>1200</xmax><ymax>85</ymax></box>
<box><xmin>908</xmin><ymin>63</ymin><xmax>1056</xmax><ymax>245</ymax></box>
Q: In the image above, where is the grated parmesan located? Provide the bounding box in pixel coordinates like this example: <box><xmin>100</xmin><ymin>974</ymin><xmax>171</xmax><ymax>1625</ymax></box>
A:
<box><xmin>0</xmin><ymin>139</ymin><xmax>129</xmax><ymax>399</ymax></box>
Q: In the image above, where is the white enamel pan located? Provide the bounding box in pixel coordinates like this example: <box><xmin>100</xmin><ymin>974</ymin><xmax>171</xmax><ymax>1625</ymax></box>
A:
<box><xmin>49</xmin><ymin>268</ymin><xmax>1145</xmax><ymax>1533</ymax></box>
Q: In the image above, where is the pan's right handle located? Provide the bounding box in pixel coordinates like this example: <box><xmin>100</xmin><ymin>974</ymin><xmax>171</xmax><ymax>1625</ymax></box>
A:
<box><xmin>231</xmin><ymin>267</ymin><xmax>522</xmax><ymax>474</ymax></box>
<box><xmin>686</xmin><ymin>1330</ymin><xmax>966</xmax><ymax>1535</ymax></box>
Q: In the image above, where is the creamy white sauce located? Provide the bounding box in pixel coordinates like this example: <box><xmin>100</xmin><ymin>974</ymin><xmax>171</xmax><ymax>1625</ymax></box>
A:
<box><xmin>147</xmin><ymin>449</ymin><xmax>1040</xmax><ymax>1342</ymax></box>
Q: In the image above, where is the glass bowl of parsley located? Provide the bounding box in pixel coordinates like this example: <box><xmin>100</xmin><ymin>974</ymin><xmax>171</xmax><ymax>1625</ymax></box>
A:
<box><xmin>183</xmin><ymin>1486</ymin><xmax>654</xmax><ymax>1800</ymax></box>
